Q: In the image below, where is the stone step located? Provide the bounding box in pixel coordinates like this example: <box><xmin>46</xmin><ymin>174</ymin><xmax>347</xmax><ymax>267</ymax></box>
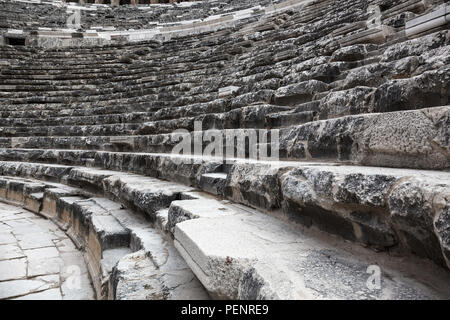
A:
<box><xmin>0</xmin><ymin>122</ymin><xmax>141</xmax><ymax>137</ymax></box>
<box><xmin>265</xmin><ymin>110</ymin><xmax>317</xmax><ymax>128</ymax></box>
<box><xmin>69</xmin><ymin>167</ymin><xmax>194</xmax><ymax>219</ymax></box>
<box><xmin>0</xmin><ymin>77</ymin><xmax>207</xmax><ymax>92</ymax></box>
<box><xmin>0</xmin><ymin>72</ymin><xmax>214</xmax><ymax>91</ymax></box>
<box><xmin>0</xmin><ymin>61</ymin><xmax>226</xmax><ymax>78</ymax></box>
<box><xmin>273</xmin><ymin>80</ymin><xmax>329</xmax><ymax>106</ymax></box>
<box><xmin>381</xmin><ymin>0</ymin><xmax>428</xmax><ymax>22</ymax></box>
<box><xmin>110</xmin><ymin>248</ymin><xmax>208</xmax><ymax>300</ymax></box>
<box><xmin>0</xmin><ymin>112</ymin><xmax>153</xmax><ymax>127</ymax></box>
<box><xmin>0</xmin><ymin>102</ymin><xmax>163</xmax><ymax>115</ymax></box>
<box><xmin>0</xmin><ymin>89</ymin><xmax>221</xmax><ymax>107</ymax></box>
<box><xmin>0</xmin><ymin>173</ymin><xmax>209</xmax><ymax>300</ymax></box>
<box><xmin>0</xmin><ymin>104</ymin><xmax>291</xmax><ymax>137</ymax></box>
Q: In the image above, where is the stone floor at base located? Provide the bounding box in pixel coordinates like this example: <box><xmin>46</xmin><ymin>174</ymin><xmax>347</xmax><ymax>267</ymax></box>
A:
<box><xmin>0</xmin><ymin>201</ymin><xmax>95</xmax><ymax>300</ymax></box>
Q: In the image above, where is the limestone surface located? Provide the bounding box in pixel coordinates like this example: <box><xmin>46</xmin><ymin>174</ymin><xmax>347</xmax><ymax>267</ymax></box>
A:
<box><xmin>0</xmin><ymin>0</ymin><xmax>449</xmax><ymax>301</ymax></box>
<box><xmin>0</xmin><ymin>202</ymin><xmax>94</xmax><ymax>300</ymax></box>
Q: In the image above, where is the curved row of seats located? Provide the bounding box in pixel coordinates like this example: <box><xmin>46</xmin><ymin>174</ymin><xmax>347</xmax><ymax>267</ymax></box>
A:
<box><xmin>0</xmin><ymin>164</ymin><xmax>209</xmax><ymax>300</ymax></box>
<box><xmin>0</xmin><ymin>0</ymin><xmax>448</xmax><ymax>171</ymax></box>
<box><xmin>0</xmin><ymin>0</ymin><xmax>449</xmax><ymax>299</ymax></box>
<box><xmin>0</xmin><ymin>144</ymin><xmax>449</xmax><ymax>270</ymax></box>
<box><xmin>1</xmin><ymin>160</ymin><xmax>449</xmax><ymax>299</ymax></box>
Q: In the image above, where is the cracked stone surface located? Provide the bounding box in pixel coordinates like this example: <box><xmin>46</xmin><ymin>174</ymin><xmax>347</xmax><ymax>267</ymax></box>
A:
<box><xmin>0</xmin><ymin>0</ymin><xmax>449</xmax><ymax>302</ymax></box>
<box><xmin>174</xmin><ymin>200</ymin><xmax>450</xmax><ymax>300</ymax></box>
<box><xmin>0</xmin><ymin>202</ymin><xmax>94</xmax><ymax>300</ymax></box>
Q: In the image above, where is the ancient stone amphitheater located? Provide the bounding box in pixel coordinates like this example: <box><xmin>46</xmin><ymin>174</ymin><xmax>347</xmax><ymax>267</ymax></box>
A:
<box><xmin>0</xmin><ymin>0</ymin><xmax>449</xmax><ymax>300</ymax></box>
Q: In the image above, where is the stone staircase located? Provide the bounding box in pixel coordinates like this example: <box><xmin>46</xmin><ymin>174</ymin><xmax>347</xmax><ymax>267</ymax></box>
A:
<box><xmin>0</xmin><ymin>0</ymin><xmax>270</xmax><ymax>32</ymax></box>
<box><xmin>0</xmin><ymin>0</ymin><xmax>449</xmax><ymax>300</ymax></box>
<box><xmin>0</xmin><ymin>164</ymin><xmax>209</xmax><ymax>300</ymax></box>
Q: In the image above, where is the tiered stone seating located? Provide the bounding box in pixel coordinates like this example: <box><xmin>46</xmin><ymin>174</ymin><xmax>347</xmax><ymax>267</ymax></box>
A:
<box><xmin>0</xmin><ymin>0</ymin><xmax>269</xmax><ymax>32</ymax></box>
<box><xmin>0</xmin><ymin>164</ymin><xmax>209</xmax><ymax>299</ymax></box>
<box><xmin>0</xmin><ymin>0</ymin><xmax>449</xmax><ymax>300</ymax></box>
<box><xmin>1</xmin><ymin>161</ymin><xmax>449</xmax><ymax>299</ymax></box>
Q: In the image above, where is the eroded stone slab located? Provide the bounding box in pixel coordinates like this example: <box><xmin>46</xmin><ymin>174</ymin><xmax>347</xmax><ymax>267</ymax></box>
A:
<box><xmin>168</xmin><ymin>199</ymin><xmax>236</xmax><ymax>232</ymax></box>
<box><xmin>0</xmin><ymin>202</ymin><xmax>94</xmax><ymax>300</ymax></box>
<box><xmin>173</xmin><ymin>199</ymin><xmax>450</xmax><ymax>300</ymax></box>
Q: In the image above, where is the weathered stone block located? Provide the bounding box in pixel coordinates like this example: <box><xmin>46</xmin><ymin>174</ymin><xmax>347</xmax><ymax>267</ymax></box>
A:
<box><xmin>274</xmin><ymin>80</ymin><xmax>329</xmax><ymax>106</ymax></box>
<box><xmin>168</xmin><ymin>198</ymin><xmax>235</xmax><ymax>232</ymax></box>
